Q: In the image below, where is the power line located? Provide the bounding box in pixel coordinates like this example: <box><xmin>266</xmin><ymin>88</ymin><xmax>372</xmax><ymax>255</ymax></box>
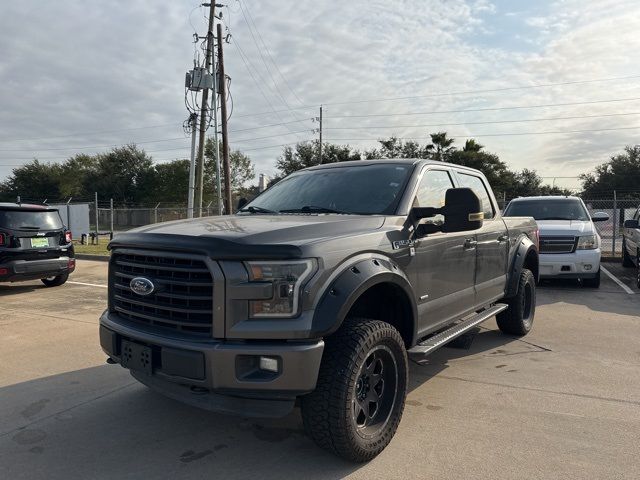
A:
<box><xmin>237</xmin><ymin>0</ymin><xmax>305</xmax><ymax>105</ymax></box>
<box><xmin>323</xmin><ymin>111</ymin><xmax>640</xmax><ymax>130</ymax></box>
<box><xmin>228</xmin><ymin>117</ymin><xmax>313</xmax><ymax>133</ymax></box>
<box><xmin>0</xmin><ymin>123</ymin><xmax>180</xmax><ymax>143</ymax></box>
<box><xmin>325</xmin><ymin>125</ymin><xmax>640</xmax><ymax>141</ymax></box>
<box><xmin>0</xmin><ymin>137</ymin><xmax>189</xmax><ymax>153</ymax></box>
<box><xmin>229</xmin><ymin>31</ymin><xmax>306</xmax><ymax>140</ymax></box>
<box><xmin>236</xmin><ymin>0</ymin><xmax>301</xmax><ymax>114</ymax></box>
<box><xmin>242</xmin><ymin>140</ymin><xmax>314</xmax><ymax>152</ymax></box>
<box><xmin>325</xmin><ymin>97</ymin><xmax>640</xmax><ymax>119</ymax></box>
<box><xmin>320</xmin><ymin>74</ymin><xmax>640</xmax><ymax>106</ymax></box>
<box><xmin>233</xmin><ymin>129</ymin><xmax>313</xmax><ymax>143</ymax></box>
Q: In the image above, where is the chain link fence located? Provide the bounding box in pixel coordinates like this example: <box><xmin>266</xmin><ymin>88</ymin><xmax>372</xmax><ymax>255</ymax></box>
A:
<box><xmin>66</xmin><ymin>192</ymin><xmax>640</xmax><ymax>258</ymax></box>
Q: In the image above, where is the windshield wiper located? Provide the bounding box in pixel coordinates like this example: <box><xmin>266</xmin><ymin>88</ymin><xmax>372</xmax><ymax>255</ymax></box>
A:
<box><xmin>239</xmin><ymin>205</ymin><xmax>278</xmax><ymax>214</ymax></box>
<box><xmin>536</xmin><ymin>217</ymin><xmax>581</xmax><ymax>221</ymax></box>
<box><xmin>17</xmin><ymin>225</ymin><xmax>41</xmax><ymax>230</ymax></box>
<box><xmin>279</xmin><ymin>205</ymin><xmax>350</xmax><ymax>214</ymax></box>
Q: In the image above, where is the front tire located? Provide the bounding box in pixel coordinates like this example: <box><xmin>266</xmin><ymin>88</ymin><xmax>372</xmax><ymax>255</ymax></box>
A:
<box><xmin>497</xmin><ymin>269</ymin><xmax>535</xmax><ymax>336</ymax></box>
<box><xmin>582</xmin><ymin>268</ymin><xmax>600</xmax><ymax>288</ymax></box>
<box><xmin>41</xmin><ymin>272</ymin><xmax>69</xmax><ymax>287</ymax></box>
<box><xmin>301</xmin><ymin>318</ymin><xmax>408</xmax><ymax>462</ymax></box>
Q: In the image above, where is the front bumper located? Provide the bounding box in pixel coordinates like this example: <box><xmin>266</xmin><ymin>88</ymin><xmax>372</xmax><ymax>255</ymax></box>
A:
<box><xmin>99</xmin><ymin>310</ymin><xmax>324</xmax><ymax>417</ymax></box>
<box><xmin>0</xmin><ymin>257</ymin><xmax>75</xmax><ymax>282</ymax></box>
<box><xmin>539</xmin><ymin>249</ymin><xmax>601</xmax><ymax>279</ymax></box>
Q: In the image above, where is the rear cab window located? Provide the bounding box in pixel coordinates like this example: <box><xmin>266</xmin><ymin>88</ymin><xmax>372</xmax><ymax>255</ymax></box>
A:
<box><xmin>0</xmin><ymin>209</ymin><xmax>63</xmax><ymax>230</ymax></box>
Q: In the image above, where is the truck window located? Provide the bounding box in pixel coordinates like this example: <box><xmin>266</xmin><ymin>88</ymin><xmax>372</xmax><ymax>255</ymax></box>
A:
<box><xmin>457</xmin><ymin>173</ymin><xmax>495</xmax><ymax>219</ymax></box>
<box><xmin>244</xmin><ymin>164</ymin><xmax>412</xmax><ymax>215</ymax></box>
<box><xmin>413</xmin><ymin>170</ymin><xmax>454</xmax><ymax>225</ymax></box>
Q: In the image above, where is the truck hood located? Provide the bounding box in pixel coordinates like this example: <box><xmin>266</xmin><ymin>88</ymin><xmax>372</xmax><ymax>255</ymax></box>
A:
<box><xmin>122</xmin><ymin>214</ymin><xmax>385</xmax><ymax>246</ymax></box>
<box><xmin>536</xmin><ymin>220</ymin><xmax>594</xmax><ymax>236</ymax></box>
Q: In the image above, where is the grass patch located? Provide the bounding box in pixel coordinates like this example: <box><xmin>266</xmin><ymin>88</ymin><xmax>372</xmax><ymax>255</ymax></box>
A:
<box><xmin>74</xmin><ymin>242</ymin><xmax>110</xmax><ymax>256</ymax></box>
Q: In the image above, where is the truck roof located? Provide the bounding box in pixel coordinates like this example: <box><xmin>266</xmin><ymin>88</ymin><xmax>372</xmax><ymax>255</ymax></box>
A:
<box><xmin>509</xmin><ymin>196</ymin><xmax>580</xmax><ymax>202</ymax></box>
<box><xmin>304</xmin><ymin>158</ymin><xmax>484</xmax><ymax>174</ymax></box>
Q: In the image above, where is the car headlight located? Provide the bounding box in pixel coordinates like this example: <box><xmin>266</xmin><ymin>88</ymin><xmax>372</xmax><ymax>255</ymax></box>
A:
<box><xmin>576</xmin><ymin>235</ymin><xmax>598</xmax><ymax>250</ymax></box>
<box><xmin>245</xmin><ymin>259</ymin><xmax>316</xmax><ymax>317</ymax></box>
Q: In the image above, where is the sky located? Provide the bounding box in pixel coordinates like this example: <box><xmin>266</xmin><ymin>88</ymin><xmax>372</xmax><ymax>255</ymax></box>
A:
<box><xmin>0</xmin><ymin>0</ymin><xmax>639</xmax><ymax>195</ymax></box>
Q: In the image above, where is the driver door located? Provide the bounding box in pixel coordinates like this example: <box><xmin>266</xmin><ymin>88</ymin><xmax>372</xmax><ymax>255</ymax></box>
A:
<box><xmin>409</xmin><ymin>168</ymin><xmax>477</xmax><ymax>338</ymax></box>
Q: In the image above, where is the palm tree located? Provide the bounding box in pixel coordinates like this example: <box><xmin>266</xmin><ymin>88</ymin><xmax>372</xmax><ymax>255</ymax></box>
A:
<box><xmin>428</xmin><ymin>132</ymin><xmax>456</xmax><ymax>161</ymax></box>
<box><xmin>462</xmin><ymin>139</ymin><xmax>484</xmax><ymax>153</ymax></box>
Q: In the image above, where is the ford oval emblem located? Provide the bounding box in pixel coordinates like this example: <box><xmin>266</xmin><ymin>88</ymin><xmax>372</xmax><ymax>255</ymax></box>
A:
<box><xmin>130</xmin><ymin>277</ymin><xmax>155</xmax><ymax>296</ymax></box>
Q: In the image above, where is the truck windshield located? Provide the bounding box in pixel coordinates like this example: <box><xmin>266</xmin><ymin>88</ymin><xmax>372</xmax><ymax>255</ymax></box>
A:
<box><xmin>504</xmin><ymin>199</ymin><xmax>590</xmax><ymax>221</ymax></box>
<box><xmin>243</xmin><ymin>164</ymin><xmax>412</xmax><ymax>215</ymax></box>
<box><xmin>0</xmin><ymin>210</ymin><xmax>63</xmax><ymax>230</ymax></box>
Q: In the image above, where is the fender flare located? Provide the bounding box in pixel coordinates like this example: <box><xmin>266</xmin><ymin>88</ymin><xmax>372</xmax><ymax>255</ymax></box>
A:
<box><xmin>505</xmin><ymin>235</ymin><xmax>539</xmax><ymax>297</ymax></box>
<box><xmin>310</xmin><ymin>255</ymin><xmax>418</xmax><ymax>342</ymax></box>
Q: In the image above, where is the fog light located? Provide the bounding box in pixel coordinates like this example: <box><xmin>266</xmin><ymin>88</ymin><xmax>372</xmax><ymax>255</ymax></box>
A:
<box><xmin>259</xmin><ymin>356</ymin><xmax>279</xmax><ymax>373</ymax></box>
<box><xmin>584</xmin><ymin>264</ymin><xmax>592</xmax><ymax>271</ymax></box>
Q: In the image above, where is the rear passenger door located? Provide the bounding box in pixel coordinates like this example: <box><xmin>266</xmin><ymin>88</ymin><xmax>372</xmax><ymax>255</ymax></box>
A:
<box><xmin>454</xmin><ymin>171</ymin><xmax>509</xmax><ymax>304</ymax></box>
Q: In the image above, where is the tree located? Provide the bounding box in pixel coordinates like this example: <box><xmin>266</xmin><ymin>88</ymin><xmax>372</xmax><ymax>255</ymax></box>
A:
<box><xmin>364</xmin><ymin>137</ymin><xmax>431</xmax><ymax>159</ymax></box>
<box><xmin>580</xmin><ymin>145</ymin><xmax>640</xmax><ymax>199</ymax></box>
<box><xmin>0</xmin><ymin>160</ymin><xmax>65</xmax><ymax>202</ymax></box>
<box><xmin>82</xmin><ymin>144</ymin><xmax>155</xmax><ymax>203</ymax></box>
<box><xmin>275</xmin><ymin>140</ymin><xmax>360</xmax><ymax>177</ymax></box>
<box><xmin>428</xmin><ymin>131</ymin><xmax>456</xmax><ymax>161</ymax></box>
<box><xmin>204</xmin><ymin>138</ymin><xmax>256</xmax><ymax>202</ymax></box>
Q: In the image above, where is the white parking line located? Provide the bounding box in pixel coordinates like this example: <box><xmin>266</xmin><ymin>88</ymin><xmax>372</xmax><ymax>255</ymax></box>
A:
<box><xmin>601</xmin><ymin>266</ymin><xmax>635</xmax><ymax>295</ymax></box>
<box><xmin>67</xmin><ymin>281</ymin><xmax>108</xmax><ymax>289</ymax></box>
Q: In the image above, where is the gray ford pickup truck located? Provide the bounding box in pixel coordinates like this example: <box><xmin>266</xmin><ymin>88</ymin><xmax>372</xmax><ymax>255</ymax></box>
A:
<box><xmin>100</xmin><ymin>159</ymin><xmax>539</xmax><ymax>462</ymax></box>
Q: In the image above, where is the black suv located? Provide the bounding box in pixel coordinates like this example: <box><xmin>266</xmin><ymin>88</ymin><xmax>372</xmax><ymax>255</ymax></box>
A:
<box><xmin>0</xmin><ymin>203</ymin><xmax>75</xmax><ymax>287</ymax></box>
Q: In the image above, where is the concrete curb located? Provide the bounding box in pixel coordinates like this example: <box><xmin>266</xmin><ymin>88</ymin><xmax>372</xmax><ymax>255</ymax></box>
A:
<box><xmin>75</xmin><ymin>253</ymin><xmax>110</xmax><ymax>262</ymax></box>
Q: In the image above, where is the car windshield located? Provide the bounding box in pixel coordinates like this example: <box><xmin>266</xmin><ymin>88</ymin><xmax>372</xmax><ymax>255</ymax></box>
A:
<box><xmin>504</xmin><ymin>199</ymin><xmax>590</xmax><ymax>221</ymax></box>
<box><xmin>0</xmin><ymin>210</ymin><xmax>63</xmax><ymax>230</ymax></box>
<box><xmin>242</xmin><ymin>163</ymin><xmax>413</xmax><ymax>215</ymax></box>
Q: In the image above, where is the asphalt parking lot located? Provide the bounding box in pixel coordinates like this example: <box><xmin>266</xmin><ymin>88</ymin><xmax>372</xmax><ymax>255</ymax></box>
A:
<box><xmin>1</xmin><ymin>260</ymin><xmax>639</xmax><ymax>479</ymax></box>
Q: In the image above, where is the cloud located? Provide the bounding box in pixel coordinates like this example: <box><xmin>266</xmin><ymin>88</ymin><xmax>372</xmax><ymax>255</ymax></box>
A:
<box><xmin>0</xmin><ymin>0</ymin><xmax>639</xmax><ymax>197</ymax></box>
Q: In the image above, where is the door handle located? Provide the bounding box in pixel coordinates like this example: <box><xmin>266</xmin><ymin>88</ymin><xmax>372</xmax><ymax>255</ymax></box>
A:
<box><xmin>464</xmin><ymin>238</ymin><xmax>477</xmax><ymax>250</ymax></box>
<box><xmin>497</xmin><ymin>234</ymin><xmax>509</xmax><ymax>243</ymax></box>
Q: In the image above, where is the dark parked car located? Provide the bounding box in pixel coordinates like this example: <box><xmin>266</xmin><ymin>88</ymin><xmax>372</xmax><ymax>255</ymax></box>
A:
<box><xmin>100</xmin><ymin>160</ymin><xmax>539</xmax><ymax>461</ymax></box>
<box><xmin>0</xmin><ymin>203</ymin><xmax>75</xmax><ymax>286</ymax></box>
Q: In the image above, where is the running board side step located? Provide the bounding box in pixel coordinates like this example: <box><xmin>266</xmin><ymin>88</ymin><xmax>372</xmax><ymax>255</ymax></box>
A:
<box><xmin>408</xmin><ymin>303</ymin><xmax>508</xmax><ymax>358</ymax></box>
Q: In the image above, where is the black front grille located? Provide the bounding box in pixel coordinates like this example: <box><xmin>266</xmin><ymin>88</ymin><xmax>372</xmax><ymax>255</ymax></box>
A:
<box><xmin>539</xmin><ymin>236</ymin><xmax>577</xmax><ymax>254</ymax></box>
<box><xmin>110</xmin><ymin>252</ymin><xmax>214</xmax><ymax>336</ymax></box>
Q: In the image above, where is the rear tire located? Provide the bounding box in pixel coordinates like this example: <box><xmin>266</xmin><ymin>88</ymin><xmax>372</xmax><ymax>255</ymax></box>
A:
<box><xmin>582</xmin><ymin>269</ymin><xmax>600</xmax><ymax>288</ymax></box>
<box><xmin>622</xmin><ymin>241</ymin><xmax>634</xmax><ymax>267</ymax></box>
<box><xmin>497</xmin><ymin>269</ymin><xmax>535</xmax><ymax>336</ymax></box>
<box><xmin>301</xmin><ymin>318</ymin><xmax>408</xmax><ymax>462</ymax></box>
<box><xmin>41</xmin><ymin>272</ymin><xmax>69</xmax><ymax>287</ymax></box>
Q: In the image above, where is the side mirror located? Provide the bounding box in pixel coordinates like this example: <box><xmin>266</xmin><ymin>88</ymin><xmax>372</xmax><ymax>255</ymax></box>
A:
<box><xmin>412</xmin><ymin>188</ymin><xmax>484</xmax><ymax>234</ymax></box>
<box><xmin>624</xmin><ymin>219</ymin><xmax>639</xmax><ymax>229</ymax></box>
<box><xmin>591</xmin><ymin>212</ymin><xmax>609</xmax><ymax>222</ymax></box>
<box><xmin>237</xmin><ymin>198</ymin><xmax>248</xmax><ymax>211</ymax></box>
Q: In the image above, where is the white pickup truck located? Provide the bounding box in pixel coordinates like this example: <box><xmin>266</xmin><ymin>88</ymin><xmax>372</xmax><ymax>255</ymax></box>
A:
<box><xmin>504</xmin><ymin>196</ymin><xmax>608</xmax><ymax>287</ymax></box>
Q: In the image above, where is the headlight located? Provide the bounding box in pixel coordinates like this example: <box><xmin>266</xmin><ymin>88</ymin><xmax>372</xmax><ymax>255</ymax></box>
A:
<box><xmin>245</xmin><ymin>259</ymin><xmax>316</xmax><ymax>317</ymax></box>
<box><xmin>576</xmin><ymin>235</ymin><xmax>598</xmax><ymax>250</ymax></box>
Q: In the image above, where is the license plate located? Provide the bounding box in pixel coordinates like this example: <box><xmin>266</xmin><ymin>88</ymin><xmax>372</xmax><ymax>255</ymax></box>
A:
<box><xmin>30</xmin><ymin>237</ymin><xmax>49</xmax><ymax>248</ymax></box>
<box><xmin>121</xmin><ymin>340</ymin><xmax>153</xmax><ymax>374</ymax></box>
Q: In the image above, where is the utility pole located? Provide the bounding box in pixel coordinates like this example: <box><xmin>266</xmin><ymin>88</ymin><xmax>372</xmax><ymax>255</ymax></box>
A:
<box><xmin>194</xmin><ymin>2</ymin><xmax>216</xmax><ymax>217</ymax></box>
<box><xmin>217</xmin><ymin>22</ymin><xmax>232</xmax><ymax>214</ymax></box>
<box><xmin>187</xmin><ymin>113</ymin><xmax>198</xmax><ymax>218</ymax></box>
<box><xmin>318</xmin><ymin>105</ymin><xmax>323</xmax><ymax>164</ymax></box>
